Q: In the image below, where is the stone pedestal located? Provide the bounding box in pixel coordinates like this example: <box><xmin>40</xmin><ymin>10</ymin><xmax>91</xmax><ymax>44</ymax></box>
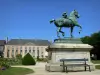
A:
<box><xmin>45</xmin><ymin>38</ymin><xmax>95</xmax><ymax>72</ymax></box>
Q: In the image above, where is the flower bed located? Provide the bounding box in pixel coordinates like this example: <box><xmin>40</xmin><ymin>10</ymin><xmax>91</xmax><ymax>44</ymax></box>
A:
<box><xmin>0</xmin><ymin>59</ymin><xmax>10</xmax><ymax>70</ymax></box>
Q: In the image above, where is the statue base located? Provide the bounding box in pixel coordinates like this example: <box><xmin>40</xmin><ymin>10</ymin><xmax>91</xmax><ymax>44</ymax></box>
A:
<box><xmin>54</xmin><ymin>38</ymin><xmax>83</xmax><ymax>44</ymax></box>
<box><xmin>45</xmin><ymin>38</ymin><xmax>95</xmax><ymax>72</ymax></box>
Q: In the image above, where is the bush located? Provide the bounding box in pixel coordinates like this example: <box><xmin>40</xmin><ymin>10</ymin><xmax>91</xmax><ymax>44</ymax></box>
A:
<box><xmin>22</xmin><ymin>53</ymin><xmax>36</xmax><ymax>65</ymax></box>
<box><xmin>0</xmin><ymin>61</ymin><xmax>10</xmax><ymax>70</ymax></box>
<box><xmin>15</xmin><ymin>54</ymin><xmax>22</xmax><ymax>65</ymax></box>
<box><xmin>1</xmin><ymin>62</ymin><xmax>10</xmax><ymax>69</ymax></box>
<box><xmin>16</xmin><ymin>54</ymin><xmax>22</xmax><ymax>60</ymax></box>
<box><xmin>0</xmin><ymin>58</ymin><xmax>22</xmax><ymax>65</ymax></box>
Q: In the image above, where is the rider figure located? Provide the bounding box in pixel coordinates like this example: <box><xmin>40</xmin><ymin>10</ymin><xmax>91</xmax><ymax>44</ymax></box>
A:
<box><xmin>62</xmin><ymin>12</ymin><xmax>68</xmax><ymax>19</ymax></box>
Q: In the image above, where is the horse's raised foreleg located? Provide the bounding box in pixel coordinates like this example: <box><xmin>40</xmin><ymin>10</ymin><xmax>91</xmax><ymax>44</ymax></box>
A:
<box><xmin>70</xmin><ymin>26</ymin><xmax>73</xmax><ymax>38</ymax></box>
<box><xmin>75</xmin><ymin>24</ymin><xmax>82</xmax><ymax>34</ymax></box>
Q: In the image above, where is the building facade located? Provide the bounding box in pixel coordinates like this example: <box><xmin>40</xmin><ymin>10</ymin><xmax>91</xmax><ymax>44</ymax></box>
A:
<box><xmin>4</xmin><ymin>39</ymin><xmax>50</xmax><ymax>58</ymax></box>
<box><xmin>0</xmin><ymin>40</ymin><xmax>6</xmax><ymax>57</ymax></box>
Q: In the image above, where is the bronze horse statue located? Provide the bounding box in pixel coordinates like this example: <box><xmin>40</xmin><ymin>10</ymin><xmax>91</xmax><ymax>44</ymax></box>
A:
<box><xmin>50</xmin><ymin>10</ymin><xmax>82</xmax><ymax>38</ymax></box>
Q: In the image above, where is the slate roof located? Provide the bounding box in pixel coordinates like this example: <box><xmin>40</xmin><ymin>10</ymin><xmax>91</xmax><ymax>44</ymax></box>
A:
<box><xmin>6</xmin><ymin>39</ymin><xmax>51</xmax><ymax>46</ymax></box>
<box><xmin>0</xmin><ymin>40</ymin><xmax>6</xmax><ymax>45</ymax></box>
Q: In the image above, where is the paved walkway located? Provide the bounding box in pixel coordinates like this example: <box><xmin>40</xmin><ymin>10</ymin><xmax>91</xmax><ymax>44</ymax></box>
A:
<box><xmin>12</xmin><ymin>62</ymin><xmax>100</xmax><ymax>75</ymax></box>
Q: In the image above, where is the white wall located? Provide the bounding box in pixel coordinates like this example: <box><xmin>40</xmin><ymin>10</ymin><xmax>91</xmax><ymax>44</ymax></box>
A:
<box><xmin>51</xmin><ymin>50</ymin><xmax>90</xmax><ymax>63</ymax></box>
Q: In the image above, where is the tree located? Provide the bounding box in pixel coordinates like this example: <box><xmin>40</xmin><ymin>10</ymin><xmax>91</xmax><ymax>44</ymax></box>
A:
<box><xmin>81</xmin><ymin>36</ymin><xmax>91</xmax><ymax>44</ymax></box>
<box><xmin>81</xmin><ymin>31</ymin><xmax>100</xmax><ymax>60</ymax></box>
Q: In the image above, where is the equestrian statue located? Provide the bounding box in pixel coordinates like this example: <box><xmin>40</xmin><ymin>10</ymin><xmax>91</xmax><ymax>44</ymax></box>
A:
<box><xmin>50</xmin><ymin>10</ymin><xmax>82</xmax><ymax>38</ymax></box>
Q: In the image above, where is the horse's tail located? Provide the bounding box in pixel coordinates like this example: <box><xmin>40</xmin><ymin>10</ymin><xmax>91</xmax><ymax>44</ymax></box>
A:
<box><xmin>50</xmin><ymin>19</ymin><xmax>55</xmax><ymax>24</ymax></box>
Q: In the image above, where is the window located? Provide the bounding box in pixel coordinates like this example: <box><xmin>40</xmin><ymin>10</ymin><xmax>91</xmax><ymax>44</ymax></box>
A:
<box><xmin>37</xmin><ymin>50</ymin><xmax>39</xmax><ymax>58</ymax></box>
<box><xmin>6</xmin><ymin>46</ymin><xmax>10</xmax><ymax>57</ymax></box>
<box><xmin>33</xmin><ymin>50</ymin><xmax>35</xmax><ymax>53</ymax></box>
<box><xmin>0</xmin><ymin>46</ymin><xmax>3</xmax><ymax>50</ymax></box>
<box><xmin>12</xmin><ymin>46</ymin><xmax>14</xmax><ymax>57</ymax></box>
<box><xmin>33</xmin><ymin>50</ymin><xmax>35</xmax><ymax>57</ymax></box>
<box><xmin>20</xmin><ymin>50</ymin><xmax>22</xmax><ymax>54</ymax></box>
<box><xmin>12</xmin><ymin>46</ymin><xmax>14</xmax><ymax>50</ymax></box>
<box><xmin>29</xmin><ymin>50</ymin><xmax>31</xmax><ymax>53</ymax></box>
<box><xmin>41</xmin><ymin>47</ymin><xmax>43</xmax><ymax>50</ymax></box>
<box><xmin>25</xmin><ymin>50</ymin><xmax>27</xmax><ymax>54</ymax></box>
<box><xmin>29</xmin><ymin>47</ymin><xmax>31</xmax><ymax>50</ymax></box>
<box><xmin>32</xmin><ymin>47</ymin><xmax>35</xmax><ymax>57</ymax></box>
<box><xmin>12</xmin><ymin>50</ymin><xmax>14</xmax><ymax>58</ymax></box>
<box><xmin>37</xmin><ymin>47</ymin><xmax>39</xmax><ymax>50</ymax></box>
<box><xmin>33</xmin><ymin>47</ymin><xmax>34</xmax><ymax>50</ymax></box>
<box><xmin>20</xmin><ymin>46</ymin><xmax>22</xmax><ymax>54</ymax></box>
<box><xmin>16</xmin><ymin>47</ymin><xmax>18</xmax><ymax>50</ymax></box>
<box><xmin>37</xmin><ymin>47</ymin><xmax>39</xmax><ymax>58</ymax></box>
<box><xmin>25</xmin><ymin>47</ymin><xmax>27</xmax><ymax>50</ymax></box>
<box><xmin>25</xmin><ymin>47</ymin><xmax>27</xmax><ymax>54</ymax></box>
<box><xmin>7</xmin><ymin>50</ymin><xmax>9</xmax><ymax>58</ymax></box>
<box><xmin>41</xmin><ymin>55</ymin><xmax>44</xmax><ymax>58</ymax></box>
<box><xmin>16</xmin><ymin>50</ymin><xmax>18</xmax><ymax>55</ymax></box>
<box><xmin>16</xmin><ymin>47</ymin><xmax>18</xmax><ymax>56</ymax></box>
<box><xmin>41</xmin><ymin>47</ymin><xmax>43</xmax><ymax>53</ymax></box>
<box><xmin>20</xmin><ymin>46</ymin><xmax>22</xmax><ymax>50</ymax></box>
<box><xmin>7</xmin><ymin>46</ymin><xmax>10</xmax><ymax>49</ymax></box>
<box><xmin>41</xmin><ymin>52</ymin><xmax>43</xmax><ymax>54</ymax></box>
<box><xmin>29</xmin><ymin>47</ymin><xmax>31</xmax><ymax>53</ymax></box>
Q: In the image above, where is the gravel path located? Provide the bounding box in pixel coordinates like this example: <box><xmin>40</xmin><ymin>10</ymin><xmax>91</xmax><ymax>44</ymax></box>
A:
<box><xmin>12</xmin><ymin>62</ymin><xmax>100</xmax><ymax>75</ymax></box>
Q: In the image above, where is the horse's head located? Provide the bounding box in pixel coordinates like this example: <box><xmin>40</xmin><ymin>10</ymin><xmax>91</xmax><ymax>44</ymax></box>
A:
<box><xmin>73</xmin><ymin>10</ymin><xmax>80</xmax><ymax>18</ymax></box>
<box><xmin>70</xmin><ymin>10</ymin><xmax>80</xmax><ymax>18</ymax></box>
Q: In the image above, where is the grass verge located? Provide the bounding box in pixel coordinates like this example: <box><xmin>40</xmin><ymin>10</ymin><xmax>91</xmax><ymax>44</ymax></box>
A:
<box><xmin>95</xmin><ymin>65</ymin><xmax>100</xmax><ymax>69</ymax></box>
<box><xmin>0</xmin><ymin>67</ymin><xmax>34</xmax><ymax>75</ymax></box>
<box><xmin>92</xmin><ymin>60</ymin><xmax>100</xmax><ymax>64</ymax></box>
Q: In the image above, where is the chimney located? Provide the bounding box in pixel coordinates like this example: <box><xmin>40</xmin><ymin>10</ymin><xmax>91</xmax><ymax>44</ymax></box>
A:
<box><xmin>6</xmin><ymin>37</ymin><xmax>8</xmax><ymax>43</ymax></box>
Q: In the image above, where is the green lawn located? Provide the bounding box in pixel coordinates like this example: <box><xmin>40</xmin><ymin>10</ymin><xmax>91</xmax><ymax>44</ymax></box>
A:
<box><xmin>0</xmin><ymin>67</ymin><xmax>34</xmax><ymax>75</ymax></box>
<box><xmin>92</xmin><ymin>60</ymin><xmax>100</xmax><ymax>64</ymax></box>
<box><xmin>95</xmin><ymin>65</ymin><xmax>100</xmax><ymax>69</ymax></box>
